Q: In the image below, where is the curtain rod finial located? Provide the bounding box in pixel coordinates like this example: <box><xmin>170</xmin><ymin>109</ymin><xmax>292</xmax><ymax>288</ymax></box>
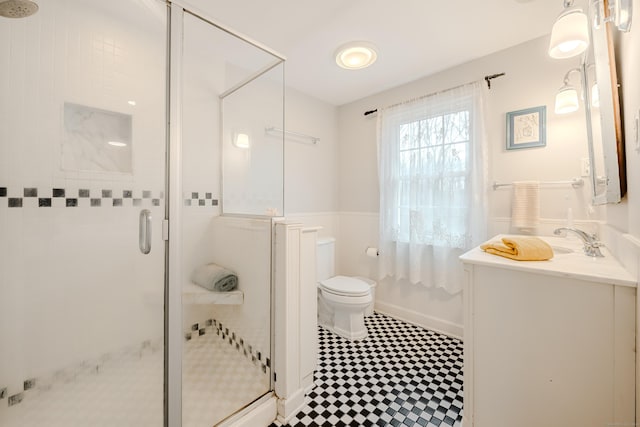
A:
<box><xmin>484</xmin><ymin>72</ymin><xmax>506</xmax><ymax>89</ymax></box>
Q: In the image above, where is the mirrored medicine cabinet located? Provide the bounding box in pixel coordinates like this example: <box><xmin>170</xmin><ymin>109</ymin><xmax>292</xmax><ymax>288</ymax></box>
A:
<box><xmin>581</xmin><ymin>0</ymin><xmax>627</xmax><ymax>204</ymax></box>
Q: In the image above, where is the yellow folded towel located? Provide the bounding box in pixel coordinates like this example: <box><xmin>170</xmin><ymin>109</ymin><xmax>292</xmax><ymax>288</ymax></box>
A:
<box><xmin>480</xmin><ymin>236</ymin><xmax>553</xmax><ymax>261</ymax></box>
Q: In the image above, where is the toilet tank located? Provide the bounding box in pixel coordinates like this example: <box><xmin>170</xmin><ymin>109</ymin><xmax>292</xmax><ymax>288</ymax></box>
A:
<box><xmin>316</xmin><ymin>237</ymin><xmax>336</xmax><ymax>281</ymax></box>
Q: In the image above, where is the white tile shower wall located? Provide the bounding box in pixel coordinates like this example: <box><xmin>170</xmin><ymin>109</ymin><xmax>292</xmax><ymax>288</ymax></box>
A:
<box><xmin>0</xmin><ymin>202</ymin><xmax>166</xmax><ymax>395</ymax></box>
<box><xmin>201</xmin><ymin>216</ymin><xmax>274</xmax><ymax>365</ymax></box>
<box><xmin>181</xmin><ymin>11</ymin><xmax>223</xmax><ymax>197</ymax></box>
<box><xmin>180</xmin><ymin>193</ymin><xmax>221</xmax><ymax>288</ymax></box>
<box><xmin>181</xmin><ymin>207</ymin><xmax>221</xmax><ymax>332</ymax></box>
<box><xmin>0</xmin><ymin>1</ymin><xmax>166</xmax><ymax>190</ymax></box>
<box><xmin>0</xmin><ymin>0</ymin><xmax>166</xmax><ymax>399</ymax></box>
<box><xmin>180</xmin><ymin>11</ymin><xmax>232</xmax><ymax>347</ymax></box>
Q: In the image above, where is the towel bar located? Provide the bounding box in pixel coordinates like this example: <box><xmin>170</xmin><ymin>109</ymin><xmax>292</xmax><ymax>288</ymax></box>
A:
<box><xmin>265</xmin><ymin>126</ymin><xmax>319</xmax><ymax>144</ymax></box>
<box><xmin>492</xmin><ymin>178</ymin><xmax>584</xmax><ymax>190</ymax></box>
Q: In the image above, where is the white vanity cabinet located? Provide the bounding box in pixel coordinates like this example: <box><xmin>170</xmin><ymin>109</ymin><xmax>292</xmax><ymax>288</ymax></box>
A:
<box><xmin>461</xmin><ymin>236</ymin><xmax>636</xmax><ymax>427</ymax></box>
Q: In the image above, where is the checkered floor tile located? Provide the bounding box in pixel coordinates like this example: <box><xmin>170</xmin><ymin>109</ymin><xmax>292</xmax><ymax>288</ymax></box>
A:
<box><xmin>271</xmin><ymin>312</ymin><xmax>463</xmax><ymax>427</ymax></box>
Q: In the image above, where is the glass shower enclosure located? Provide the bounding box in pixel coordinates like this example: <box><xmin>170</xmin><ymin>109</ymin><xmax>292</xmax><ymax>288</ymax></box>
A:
<box><xmin>176</xmin><ymin>6</ymin><xmax>284</xmax><ymax>427</ymax></box>
<box><xmin>0</xmin><ymin>1</ymin><xmax>284</xmax><ymax>426</ymax></box>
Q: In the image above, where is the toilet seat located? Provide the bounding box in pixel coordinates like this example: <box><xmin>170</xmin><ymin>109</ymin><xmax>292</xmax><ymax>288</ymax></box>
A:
<box><xmin>319</xmin><ymin>275</ymin><xmax>370</xmax><ymax>297</ymax></box>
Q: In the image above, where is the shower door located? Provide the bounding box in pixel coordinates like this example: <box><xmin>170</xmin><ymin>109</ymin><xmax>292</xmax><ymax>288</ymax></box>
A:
<box><xmin>0</xmin><ymin>1</ymin><xmax>167</xmax><ymax>425</ymax></box>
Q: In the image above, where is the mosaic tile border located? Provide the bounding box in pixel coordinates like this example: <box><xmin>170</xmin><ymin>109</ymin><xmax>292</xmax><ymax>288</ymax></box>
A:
<box><xmin>1</xmin><ymin>338</ymin><xmax>162</xmax><ymax>408</ymax></box>
<box><xmin>185</xmin><ymin>318</ymin><xmax>270</xmax><ymax>376</ymax></box>
<box><xmin>0</xmin><ymin>187</ymin><xmax>219</xmax><ymax>208</ymax></box>
<box><xmin>0</xmin><ymin>187</ymin><xmax>163</xmax><ymax>208</ymax></box>
<box><xmin>184</xmin><ymin>191</ymin><xmax>219</xmax><ymax>207</ymax></box>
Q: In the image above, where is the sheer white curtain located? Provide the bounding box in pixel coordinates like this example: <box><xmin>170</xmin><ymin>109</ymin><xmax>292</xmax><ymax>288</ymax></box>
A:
<box><xmin>377</xmin><ymin>82</ymin><xmax>488</xmax><ymax>294</ymax></box>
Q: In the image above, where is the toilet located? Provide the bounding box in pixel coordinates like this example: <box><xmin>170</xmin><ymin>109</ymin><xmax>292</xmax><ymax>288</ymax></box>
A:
<box><xmin>316</xmin><ymin>237</ymin><xmax>375</xmax><ymax>340</ymax></box>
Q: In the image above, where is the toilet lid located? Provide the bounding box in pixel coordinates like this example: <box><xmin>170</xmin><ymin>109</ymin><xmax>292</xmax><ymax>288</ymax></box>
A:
<box><xmin>320</xmin><ymin>276</ymin><xmax>370</xmax><ymax>297</ymax></box>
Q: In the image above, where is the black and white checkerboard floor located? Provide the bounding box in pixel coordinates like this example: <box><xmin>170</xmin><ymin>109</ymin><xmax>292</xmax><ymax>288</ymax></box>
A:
<box><xmin>271</xmin><ymin>312</ymin><xmax>463</xmax><ymax>427</ymax></box>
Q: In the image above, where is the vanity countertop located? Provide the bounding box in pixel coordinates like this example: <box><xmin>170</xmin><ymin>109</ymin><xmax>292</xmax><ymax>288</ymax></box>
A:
<box><xmin>460</xmin><ymin>234</ymin><xmax>636</xmax><ymax>287</ymax></box>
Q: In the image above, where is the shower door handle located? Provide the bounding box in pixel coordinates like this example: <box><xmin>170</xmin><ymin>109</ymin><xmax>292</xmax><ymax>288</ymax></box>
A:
<box><xmin>139</xmin><ymin>209</ymin><xmax>152</xmax><ymax>254</ymax></box>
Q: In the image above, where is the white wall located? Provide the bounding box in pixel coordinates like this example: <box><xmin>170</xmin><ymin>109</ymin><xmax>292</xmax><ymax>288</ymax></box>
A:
<box><xmin>609</xmin><ymin>2</ymin><xmax>640</xmax><ymax>419</ymax></box>
<box><xmin>282</xmin><ymin>87</ymin><xmax>340</xmax><ymax>238</ymax></box>
<box><xmin>284</xmin><ymin>88</ymin><xmax>339</xmax><ymax>209</ymax></box>
<box><xmin>335</xmin><ymin>35</ymin><xmax>605</xmax><ymax>335</ymax></box>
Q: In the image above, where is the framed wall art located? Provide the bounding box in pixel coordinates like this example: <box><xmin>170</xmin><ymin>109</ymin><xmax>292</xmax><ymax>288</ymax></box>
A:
<box><xmin>506</xmin><ymin>106</ymin><xmax>546</xmax><ymax>150</ymax></box>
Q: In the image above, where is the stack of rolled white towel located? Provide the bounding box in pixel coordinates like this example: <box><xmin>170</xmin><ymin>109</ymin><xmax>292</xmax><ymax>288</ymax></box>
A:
<box><xmin>191</xmin><ymin>263</ymin><xmax>238</xmax><ymax>292</ymax></box>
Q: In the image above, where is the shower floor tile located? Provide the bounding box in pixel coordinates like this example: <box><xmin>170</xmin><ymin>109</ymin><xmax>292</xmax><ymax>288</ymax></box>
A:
<box><xmin>0</xmin><ymin>327</ymin><xmax>269</xmax><ymax>427</ymax></box>
<box><xmin>183</xmin><ymin>328</ymin><xmax>269</xmax><ymax>426</ymax></box>
<box><xmin>271</xmin><ymin>312</ymin><xmax>463</xmax><ymax>427</ymax></box>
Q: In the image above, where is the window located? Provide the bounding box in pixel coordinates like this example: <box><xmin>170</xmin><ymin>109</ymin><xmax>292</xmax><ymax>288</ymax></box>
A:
<box><xmin>396</xmin><ymin>109</ymin><xmax>471</xmax><ymax>246</ymax></box>
<box><xmin>377</xmin><ymin>82</ymin><xmax>487</xmax><ymax>292</ymax></box>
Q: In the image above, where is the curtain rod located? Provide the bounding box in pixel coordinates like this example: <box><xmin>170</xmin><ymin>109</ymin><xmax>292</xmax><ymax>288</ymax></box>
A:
<box><xmin>363</xmin><ymin>72</ymin><xmax>506</xmax><ymax>116</ymax></box>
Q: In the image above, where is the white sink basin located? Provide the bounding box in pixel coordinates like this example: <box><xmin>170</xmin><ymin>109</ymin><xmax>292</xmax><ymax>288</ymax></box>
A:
<box><xmin>551</xmin><ymin>246</ymin><xmax>574</xmax><ymax>254</ymax></box>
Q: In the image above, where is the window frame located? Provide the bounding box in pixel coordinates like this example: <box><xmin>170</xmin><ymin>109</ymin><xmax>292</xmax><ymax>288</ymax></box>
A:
<box><xmin>392</xmin><ymin>107</ymin><xmax>473</xmax><ymax>246</ymax></box>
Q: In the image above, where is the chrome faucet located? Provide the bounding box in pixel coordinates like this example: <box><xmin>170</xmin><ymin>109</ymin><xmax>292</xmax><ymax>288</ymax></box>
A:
<box><xmin>553</xmin><ymin>227</ymin><xmax>604</xmax><ymax>257</ymax></box>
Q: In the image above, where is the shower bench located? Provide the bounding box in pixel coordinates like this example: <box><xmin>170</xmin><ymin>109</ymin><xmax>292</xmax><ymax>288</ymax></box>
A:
<box><xmin>182</xmin><ymin>282</ymin><xmax>244</xmax><ymax>305</ymax></box>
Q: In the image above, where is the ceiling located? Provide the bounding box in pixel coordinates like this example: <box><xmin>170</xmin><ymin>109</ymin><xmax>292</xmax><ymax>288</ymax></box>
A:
<box><xmin>185</xmin><ymin>0</ymin><xmax>561</xmax><ymax>106</ymax></box>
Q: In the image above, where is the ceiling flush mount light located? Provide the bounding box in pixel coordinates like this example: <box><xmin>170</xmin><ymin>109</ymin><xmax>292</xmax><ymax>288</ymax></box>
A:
<box><xmin>555</xmin><ymin>68</ymin><xmax>582</xmax><ymax>114</ymax></box>
<box><xmin>335</xmin><ymin>41</ymin><xmax>378</xmax><ymax>70</ymax></box>
<box><xmin>548</xmin><ymin>0</ymin><xmax>589</xmax><ymax>59</ymax></box>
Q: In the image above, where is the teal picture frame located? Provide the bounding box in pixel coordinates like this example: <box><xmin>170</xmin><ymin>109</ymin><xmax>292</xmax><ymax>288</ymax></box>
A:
<box><xmin>506</xmin><ymin>106</ymin><xmax>546</xmax><ymax>150</ymax></box>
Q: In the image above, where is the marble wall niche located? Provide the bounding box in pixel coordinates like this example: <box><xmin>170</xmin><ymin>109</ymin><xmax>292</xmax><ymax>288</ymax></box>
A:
<box><xmin>62</xmin><ymin>102</ymin><xmax>133</xmax><ymax>173</ymax></box>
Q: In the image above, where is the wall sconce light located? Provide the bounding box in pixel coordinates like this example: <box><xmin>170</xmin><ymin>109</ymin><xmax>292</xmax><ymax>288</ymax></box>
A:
<box><xmin>233</xmin><ymin>132</ymin><xmax>250</xmax><ymax>149</ymax></box>
<box><xmin>593</xmin><ymin>0</ymin><xmax>633</xmax><ymax>32</ymax></box>
<box><xmin>548</xmin><ymin>0</ymin><xmax>590</xmax><ymax>59</ymax></box>
<box><xmin>555</xmin><ymin>68</ymin><xmax>582</xmax><ymax>114</ymax></box>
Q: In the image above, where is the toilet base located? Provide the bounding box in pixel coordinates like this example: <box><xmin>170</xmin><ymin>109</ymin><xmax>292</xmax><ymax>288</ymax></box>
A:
<box><xmin>318</xmin><ymin>294</ymin><xmax>369</xmax><ymax>341</ymax></box>
<box><xmin>319</xmin><ymin>321</ymin><xmax>368</xmax><ymax>341</ymax></box>
<box><xmin>334</xmin><ymin>324</ymin><xmax>367</xmax><ymax>341</ymax></box>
